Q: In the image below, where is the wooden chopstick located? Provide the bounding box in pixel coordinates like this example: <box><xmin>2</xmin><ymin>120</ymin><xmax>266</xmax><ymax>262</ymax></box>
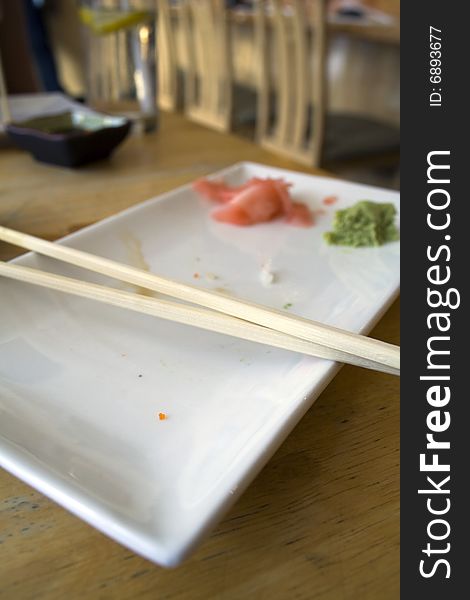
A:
<box><xmin>0</xmin><ymin>261</ymin><xmax>398</xmax><ymax>375</ymax></box>
<box><xmin>0</xmin><ymin>226</ymin><xmax>400</xmax><ymax>375</ymax></box>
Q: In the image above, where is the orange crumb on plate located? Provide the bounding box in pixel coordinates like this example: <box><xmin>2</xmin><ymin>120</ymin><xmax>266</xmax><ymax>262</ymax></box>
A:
<box><xmin>158</xmin><ymin>412</ymin><xmax>167</xmax><ymax>421</ymax></box>
<box><xmin>193</xmin><ymin>272</ymin><xmax>200</xmax><ymax>279</ymax></box>
<box><xmin>323</xmin><ymin>195</ymin><xmax>338</xmax><ymax>206</ymax></box>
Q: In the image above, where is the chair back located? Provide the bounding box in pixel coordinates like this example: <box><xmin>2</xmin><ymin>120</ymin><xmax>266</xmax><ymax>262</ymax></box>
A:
<box><xmin>157</xmin><ymin>0</ymin><xmax>178</xmax><ymax>111</ymax></box>
<box><xmin>180</xmin><ymin>0</ymin><xmax>232</xmax><ymax>132</ymax></box>
<box><xmin>0</xmin><ymin>47</ymin><xmax>11</xmax><ymax>125</ymax></box>
<box><xmin>255</xmin><ymin>0</ymin><xmax>327</xmax><ymax>167</ymax></box>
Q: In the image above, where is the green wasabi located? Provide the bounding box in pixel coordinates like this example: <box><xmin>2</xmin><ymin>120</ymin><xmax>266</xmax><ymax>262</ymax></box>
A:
<box><xmin>323</xmin><ymin>200</ymin><xmax>399</xmax><ymax>247</ymax></box>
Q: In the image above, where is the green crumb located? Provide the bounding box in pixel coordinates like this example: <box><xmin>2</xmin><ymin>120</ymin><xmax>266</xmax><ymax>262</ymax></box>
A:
<box><xmin>323</xmin><ymin>200</ymin><xmax>399</xmax><ymax>247</ymax></box>
<box><xmin>283</xmin><ymin>303</ymin><xmax>293</xmax><ymax>310</ymax></box>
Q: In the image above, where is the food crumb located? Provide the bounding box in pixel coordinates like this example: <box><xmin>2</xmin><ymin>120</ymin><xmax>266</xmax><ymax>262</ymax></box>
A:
<box><xmin>283</xmin><ymin>302</ymin><xmax>293</xmax><ymax>310</ymax></box>
<box><xmin>260</xmin><ymin>259</ymin><xmax>276</xmax><ymax>287</ymax></box>
<box><xmin>138</xmin><ymin>374</ymin><xmax>143</xmax><ymax>378</ymax></box>
<box><xmin>193</xmin><ymin>272</ymin><xmax>200</xmax><ymax>279</ymax></box>
<box><xmin>323</xmin><ymin>195</ymin><xmax>338</xmax><ymax>206</ymax></box>
<box><xmin>205</xmin><ymin>272</ymin><xmax>219</xmax><ymax>281</ymax></box>
<box><xmin>158</xmin><ymin>412</ymin><xmax>167</xmax><ymax>421</ymax></box>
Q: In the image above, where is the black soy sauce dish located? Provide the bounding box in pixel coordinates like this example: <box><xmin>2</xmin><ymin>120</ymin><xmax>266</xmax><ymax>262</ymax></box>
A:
<box><xmin>5</xmin><ymin>110</ymin><xmax>132</xmax><ymax>168</ymax></box>
<box><xmin>337</xmin><ymin>7</ymin><xmax>365</xmax><ymax>18</ymax></box>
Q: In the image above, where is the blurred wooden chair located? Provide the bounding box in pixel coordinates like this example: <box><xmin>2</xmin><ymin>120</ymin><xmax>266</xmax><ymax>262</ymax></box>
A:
<box><xmin>0</xmin><ymin>50</ymin><xmax>11</xmax><ymax>126</ymax></box>
<box><xmin>255</xmin><ymin>0</ymin><xmax>399</xmax><ymax>169</ymax></box>
<box><xmin>156</xmin><ymin>0</ymin><xmax>179</xmax><ymax>111</ymax></box>
<box><xmin>256</xmin><ymin>0</ymin><xmax>327</xmax><ymax>166</ymax></box>
<box><xmin>180</xmin><ymin>0</ymin><xmax>232</xmax><ymax>132</ymax></box>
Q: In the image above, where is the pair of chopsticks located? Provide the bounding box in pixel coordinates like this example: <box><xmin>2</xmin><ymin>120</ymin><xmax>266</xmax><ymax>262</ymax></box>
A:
<box><xmin>0</xmin><ymin>225</ymin><xmax>400</xmax><ymax>376</ymax></box>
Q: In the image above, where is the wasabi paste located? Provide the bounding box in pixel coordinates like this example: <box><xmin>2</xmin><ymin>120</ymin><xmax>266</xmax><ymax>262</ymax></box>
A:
<box><xmin>324</xmin><ymin>200</ymin><xmax>399</xmax><ymax>247</ymax></box>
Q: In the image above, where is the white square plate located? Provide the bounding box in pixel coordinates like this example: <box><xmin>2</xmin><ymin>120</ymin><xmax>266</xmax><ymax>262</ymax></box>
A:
<box><xmin>0</xmin><ymin>162</ymin><xmax>400</xmax><ymax>566</ymax></box>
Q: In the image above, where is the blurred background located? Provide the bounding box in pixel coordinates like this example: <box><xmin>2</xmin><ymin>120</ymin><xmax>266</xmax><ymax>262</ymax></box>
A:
<box><xmin>0</xmin><ymin>0</ymin><xmax>399</xmax><ymax>187</ymax></box>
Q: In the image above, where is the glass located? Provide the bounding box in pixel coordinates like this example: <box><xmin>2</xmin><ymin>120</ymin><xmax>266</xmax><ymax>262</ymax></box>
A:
<box><xmin>80</xmin><ymin>0</ymin><xmax>158</xmax><ymax>133</ymax></box>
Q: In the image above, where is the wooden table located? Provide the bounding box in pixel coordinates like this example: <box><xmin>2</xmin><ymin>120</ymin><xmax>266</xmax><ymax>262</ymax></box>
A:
<box><xmin>0</xmin><ymin>112</ymin><xmax>399</xmax><ymax>599</ymax></box>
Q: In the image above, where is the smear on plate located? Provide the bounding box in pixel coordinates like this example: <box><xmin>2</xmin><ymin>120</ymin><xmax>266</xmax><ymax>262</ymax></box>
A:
<box><xmin>120</xmin><ymin>231</ymin><xmax>157</xmax><ymax>296</ymax></box>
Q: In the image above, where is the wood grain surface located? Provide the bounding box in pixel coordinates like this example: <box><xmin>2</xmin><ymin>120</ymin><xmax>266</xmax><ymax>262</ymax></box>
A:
<box><xmin>0</xmin><ymin>112</ymin><xmax>399</xmax><ymax>600</ymax></box>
